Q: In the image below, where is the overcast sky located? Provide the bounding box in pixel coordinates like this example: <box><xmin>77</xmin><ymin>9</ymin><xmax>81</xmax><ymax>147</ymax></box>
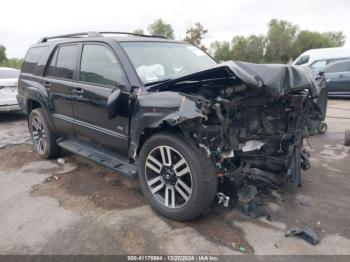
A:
<box><xmin>1</xmin><ymin>0</ymin><xmax>349</xmax><ymax>58</ymax></box>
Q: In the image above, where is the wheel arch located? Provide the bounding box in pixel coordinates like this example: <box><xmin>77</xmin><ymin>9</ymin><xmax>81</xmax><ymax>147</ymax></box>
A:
<box><xmin>136</xmin><ymin>125</ymin><xmax>184</xmax><ymax>157</ymax></box>
<box><xmin>25</xmin><ymin>95</ymin><xmax>56</xmax><ymax>132</ymax></box>
<box><xmin>129</xmin><ymin>92</ymin><xmax>206</xmax><ymax>160</ymax></box>
<box><xmin>27</xmin><ymin>99</ymin><xmax>42</xmax><ymax>113</ymax></box>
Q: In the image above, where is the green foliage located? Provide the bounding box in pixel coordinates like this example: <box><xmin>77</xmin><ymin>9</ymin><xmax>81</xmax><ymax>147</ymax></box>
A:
<box><xmin>148</xmin><ymin>19</ymin><xmax>175</xmax><ymax>39</ymax></box>
<box><xmin>231</xmin><ymin>35</ymin><xmax>266</xmax><ymax>63</ymax></box>
<box><xmin>0</xmin><ymin>45</ymin><xmax>7</xmax><ymax>63</ymax></box>
<box><xmin>184</xmin><ymin>23</ymin><xmax>208</xmax><ymax>51</ymax></box>
<box><xmin>133</xmin><ymin>29</ymin><xmax>145</xmax><ymax>35</ymax></box>
<box><xmin>323</xmin><ymin>31</ymin><xmax>345</xmax><ymax>46</ymax></box>
<box><xmin>211</xmin><ymin>19</ymin><xmax>346</xmax><ymax>64</ymax></box>
<box><xmin>210</xmin><ymin>41</ymin><xmax>231</xmax><ymax>61</ymax></box>
<box><xmin>292</xmin><ymin>30</ymin><xmax>346</xmax><ymax>58</ymax></box>
<box><xmin>230</xmin><ymin>36</ymin><xmax>248</xmax><ymax>61</ymax></box>
<box><xmin>265</xmin><ymin>19</ymin><xmax>298</xmax><ymax>63</ymax></box>
<box><xmin>2</xmin><ymin>58</ymin><xmax>24</xmax><ymax>69</ymax></box>
<box><xmin>211</xmin><ymin>35</ymin><xmax>266</xmax><ymax>63</ymax></box>
<box><xmin>0</xmin><ymin>44</ymin><xmax>23</xmax><ymax>69</ymax></box>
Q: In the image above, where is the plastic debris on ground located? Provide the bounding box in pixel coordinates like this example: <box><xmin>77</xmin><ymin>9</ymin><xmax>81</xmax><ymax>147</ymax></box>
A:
<box><xmin>57</xmin><ymin>158</ymin><xmax>65</xmax><ymax>165</ymax></box>
<box><xmin>44</xmin><ymin>175</ymin><xmax>59</xmax><ymax>183</ymax></box>
<box><xmin>217</xmin><ymin>192</ymin><xmax>230</xmax><ymax>207</ymax></box>
<box><xmin>285</xmin><ymin>227</ymin><xmax>321</xmax><ymax>245</ymax></box>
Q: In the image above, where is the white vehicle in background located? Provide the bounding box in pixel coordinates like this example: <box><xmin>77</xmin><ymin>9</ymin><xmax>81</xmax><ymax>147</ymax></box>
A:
<box><xmin>0</xmin><ymin>67</ymin><xmax>20</xmax><ymax>112</ymax></box>
<box><xmin>292</xmin><ymin>47</ymin><xmax>350</xmax><ymax>74</ymax></box>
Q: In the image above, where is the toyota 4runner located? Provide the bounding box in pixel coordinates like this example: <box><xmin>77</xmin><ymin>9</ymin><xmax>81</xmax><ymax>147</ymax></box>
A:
<box><xmin>17</xmin><ymin>32</ymin><xmax>327</xmax><ymax>221</ymax></box>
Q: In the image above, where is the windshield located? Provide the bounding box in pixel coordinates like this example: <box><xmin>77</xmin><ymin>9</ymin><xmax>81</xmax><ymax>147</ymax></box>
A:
<box><xmin>120</xmin><ymin>42</ymin><xmax>217</xmax><ymax>85</ymax></box>
<box><xmin>0</xmin><ymin>69</ymin><xmax>19</xmax><ymax>79</ymax></box>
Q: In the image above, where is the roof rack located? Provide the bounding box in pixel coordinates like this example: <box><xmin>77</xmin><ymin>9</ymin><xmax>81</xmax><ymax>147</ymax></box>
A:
<box><xmin>37</xmin><ymin>31</ymin><xmax>167</xmax><ymax>43</ymax></box>
<box><xmin>99</xmin><ymin>31</ymin><xmax>168</xmax><ymax>39</ymax></box>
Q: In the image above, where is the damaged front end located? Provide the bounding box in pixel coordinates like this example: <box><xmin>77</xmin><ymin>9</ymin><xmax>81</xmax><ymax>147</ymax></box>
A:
<box><xmin>136</xmin><ymin>60</ymin><xmax>326</xmax><ymax>202</ymax></box>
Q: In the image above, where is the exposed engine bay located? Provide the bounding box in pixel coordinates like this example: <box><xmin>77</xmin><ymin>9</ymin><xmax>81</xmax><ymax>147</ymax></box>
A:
<box><xmin>135</xmin><ymin>60</ymin><xmax>327</xmax><ymax>210</ymax></box>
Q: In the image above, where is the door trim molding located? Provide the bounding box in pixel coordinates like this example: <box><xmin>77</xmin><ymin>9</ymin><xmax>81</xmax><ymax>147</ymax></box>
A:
<box><xmin>52</xmin><ymin>113</ymin><xmax>127</xmax><ymax>140</ymax></box>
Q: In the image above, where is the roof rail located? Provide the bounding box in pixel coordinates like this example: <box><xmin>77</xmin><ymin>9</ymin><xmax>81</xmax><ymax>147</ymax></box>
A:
<box><xmin>98</xmin><ymin>31</ymin><xmax>168</xmax><ymax>39</ymax></box>
<box><xmin>37</xmin><ymin>31</ymin><xmax>102</xmax><ymax>43</ymax></box>
<box><xmin>37</xmin><ymin>31</ymin><xmax>167</xmax><ymax>43</ymax></box>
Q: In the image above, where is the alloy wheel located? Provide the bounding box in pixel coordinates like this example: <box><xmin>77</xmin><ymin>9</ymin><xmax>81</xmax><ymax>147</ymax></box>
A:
<box><xmin>145</xmin><ymin>145</ymin><xmax>193</xmax><ymax>208</ymax></box>
<box><xmin>31</xmin><ymin>116</ymin><xmax>47</xmax><ymax>154</ymax></box>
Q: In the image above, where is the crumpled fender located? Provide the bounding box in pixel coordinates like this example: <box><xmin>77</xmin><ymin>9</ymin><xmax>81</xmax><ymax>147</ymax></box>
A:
<box><xmin>129</xmin><ymin>91</ymin><xmax>205</xmax><ymax>158</ymax></box>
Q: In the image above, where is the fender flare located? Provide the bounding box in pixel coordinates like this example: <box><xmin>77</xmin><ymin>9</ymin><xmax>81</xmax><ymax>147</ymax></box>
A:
<box><xmin>129</xmin><ymin>93</ymin><xmax>205</xmax><ymax>159</ymax></box>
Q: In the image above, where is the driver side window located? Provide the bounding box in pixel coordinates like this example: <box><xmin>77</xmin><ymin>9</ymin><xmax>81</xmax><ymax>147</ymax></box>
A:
<box><xmin>79</xmin><ymin>44</ymin><xmax>127</xmax><ymax>87</ymax></box>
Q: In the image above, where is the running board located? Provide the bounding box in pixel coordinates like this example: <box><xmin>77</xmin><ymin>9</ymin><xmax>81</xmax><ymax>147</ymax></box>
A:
<box><xmin>57</xmin><ymin>137</ymin><xmax>137</xmax><ymax>178</ymax></box>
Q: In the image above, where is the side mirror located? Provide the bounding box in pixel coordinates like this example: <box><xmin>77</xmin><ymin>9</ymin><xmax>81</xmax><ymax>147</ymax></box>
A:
<box><xmin>318</xmin><ymin>70</ymin><xmax>325</xmax><ymax>76</ymax></box>
<box><xmin>107</xmin><ymin>88</ymin><xmax>121</xmax><ymax>119</ymax></box>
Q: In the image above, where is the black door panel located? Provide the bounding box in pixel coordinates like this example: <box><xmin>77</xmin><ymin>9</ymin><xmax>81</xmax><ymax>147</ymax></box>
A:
<box><xmin>44</xmin><ymin>43</ymin><xmax>80</xmax><ymax>135</ymax></box>
<box><xmin>44</xmin><ymin>78</ymin><xmax>75</xmax><ymax>135</ymax></box>
<box><xmin>72</xmin><ymin>43</ymin><xmax>130</xmax><ymax>154</ymax></box>
<box><xmin>72</xmin><ymin>82</ymin><xmax>129</xmax><ymax>153</ymax></box>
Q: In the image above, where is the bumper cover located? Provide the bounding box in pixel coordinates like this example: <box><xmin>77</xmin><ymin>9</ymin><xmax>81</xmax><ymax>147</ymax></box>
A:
<box><xmin>0</xmin><ymin>104</ymin><xmax>21</xmax><ymax>112</ymax></box>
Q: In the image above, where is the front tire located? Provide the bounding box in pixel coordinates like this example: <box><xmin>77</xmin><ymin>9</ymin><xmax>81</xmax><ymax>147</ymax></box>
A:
<box><xmin>29</xmin><ymin>108</ymin><xmax>61</xmax><ymax>159</ymax></box>
<box><xmin>138</xmin><ymin>133</ymin><xmax>218</xmax><ymax>221</ymax></box>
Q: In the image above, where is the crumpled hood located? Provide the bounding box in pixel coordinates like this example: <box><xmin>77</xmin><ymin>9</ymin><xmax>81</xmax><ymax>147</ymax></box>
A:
<box><xmin>148</xmin><ymin>60</ymin><xmax>317</xmax><ymax>98</ymax></box>
<box><xmin>223</xmin><ymin>61</ymin><xmax>317</xmax><ymax>97</ymax></box>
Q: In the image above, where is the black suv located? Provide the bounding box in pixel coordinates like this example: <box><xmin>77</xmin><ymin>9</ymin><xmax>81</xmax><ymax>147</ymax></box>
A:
<box><xmin>18</xmin><ymin>32</ymin><xmax>326</xmax><ymax>221</ymax></box>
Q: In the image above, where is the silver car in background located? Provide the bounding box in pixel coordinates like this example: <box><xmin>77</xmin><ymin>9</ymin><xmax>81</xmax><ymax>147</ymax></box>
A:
<box><xmin>0</xmin><ymin>67</ymin><xmax>20</xmax><ymax>112</ymax></box>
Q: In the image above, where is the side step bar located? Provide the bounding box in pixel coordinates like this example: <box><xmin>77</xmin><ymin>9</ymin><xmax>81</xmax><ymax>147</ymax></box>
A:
<box><xmin>57</xmin><ymin>137</ymin><xmax>138</xmax><ymax>178</ymax></box>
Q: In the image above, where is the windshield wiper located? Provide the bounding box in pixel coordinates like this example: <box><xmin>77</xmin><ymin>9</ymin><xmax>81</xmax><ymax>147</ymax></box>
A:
<box><xmin>145</xmin><ymin>78</ymin><xmax>173</xmax><ymax>86</ymax></box>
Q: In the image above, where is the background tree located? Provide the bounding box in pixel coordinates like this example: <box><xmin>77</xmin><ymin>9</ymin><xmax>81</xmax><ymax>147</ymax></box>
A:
<box><xmin>210</xmin><ymin>19</ymin><xmax>345</xmax><ymax>63</ymax></box>
<box><xmin>264</xmin><ymin>19</ymin><xmax>299</xmax><ymax>63</ymax></box>
<box><xmin>211</xmin><ymin>35</ymin><xmax>266</xmax><ymax>63</ymax></box>
<box><xmin>230</xmin><ymin>36</ymin><xmax>248</xmax><ymax>61</ymax></box>
<box><xmin>245</xmin><ymin>35</ymin><xmax>266</xmax><ymax>63</ymax></box>
<box><xmin>292</xmin><ymin>30</ymin><xmax>346</xmax><ymax>58</ymax></box>
<box><xmin>133</xmin><ymin>29</ymin><xmax>145</xmax><ymax>35</ymax></box>
<box><xmin>210</xmin><ymin>41</ymin><xmax>231</xmax><ymax>61</ymax></box>
<box><xmin>184</xmin><ymin>23</ymin><xmax>208</xmax><ymax>51</ymax></box>
<box><xmin>323</xmin><ymin>31</ymin><xmax>345</xmax><ymax>46</ymax></box>
<box><xmin>4</xmin><ymin>58</ymin><xmax>24</xmax><ymax>69</ymax></box>
<box><xmin>0</xmin><ymin>44</ymin><xmax>24</xmax><ymax>69</ymax></box>
<box><xmin>0</xmin><ymin>45</ymin><xmax>7</xmax><ymax>64</ymax></box>
<box><xmin>148</xmin><ymin>19</ymin><xmax>175</xmax><ymax>39</ymax></box>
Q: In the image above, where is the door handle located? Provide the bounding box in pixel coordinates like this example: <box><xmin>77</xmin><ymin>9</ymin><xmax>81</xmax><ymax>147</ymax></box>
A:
<box><xmin>73</xmin><ymin>88</ymin><xmax>84</xmax><ymax>95</ymax></box>
<box><xmin>338</xmin><ymin>74</ymin><xmax>344</xmax><ymax>78</ymax></box>
<box><xmin>44</xmin><ymin>81</ymin><xmax>51</xmax><ymax>90</ymax></box>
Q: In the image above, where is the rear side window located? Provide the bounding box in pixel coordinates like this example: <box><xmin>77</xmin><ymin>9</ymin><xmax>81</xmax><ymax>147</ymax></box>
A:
<box><xmin>46</xmin><ymin>44</ymin><xmax>79</xmax><ymax>80</ymax></box>
<box><xmin>46</xmin><ymin>48</ymin><xmax>58</xmax><ymax>77</ymax></box>
<box><xmin>22</xmin><ymin>46</ymin><xmax>48</xmax><ymax>73</ymax></box>
<box><xmin>79</xmin><ymin>44</ymin><xmax>127</xmax><ymax>87</ymax></box>
<box><xmin>325</xmin><ymin>61</ymin><xmax>350</xmax><ymax>73</ymax></box>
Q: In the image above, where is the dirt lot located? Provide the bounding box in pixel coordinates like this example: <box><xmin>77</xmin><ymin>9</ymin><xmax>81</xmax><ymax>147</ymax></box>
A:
<box><xmin>0</xmin><ymin>99</ymin><xmax>350</xmax><ymax>255</ymax></box>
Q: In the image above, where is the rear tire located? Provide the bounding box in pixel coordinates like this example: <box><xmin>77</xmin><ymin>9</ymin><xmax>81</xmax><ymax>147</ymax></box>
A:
<box><xmin>29</xmin><ymin>108</ymin><xmax>61</xmax><ymax>159</ymax></box>
<box><xmin>138</xmin><ymin>132</ymin><xmax>218</xmax><ymax>221</ymax></box>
